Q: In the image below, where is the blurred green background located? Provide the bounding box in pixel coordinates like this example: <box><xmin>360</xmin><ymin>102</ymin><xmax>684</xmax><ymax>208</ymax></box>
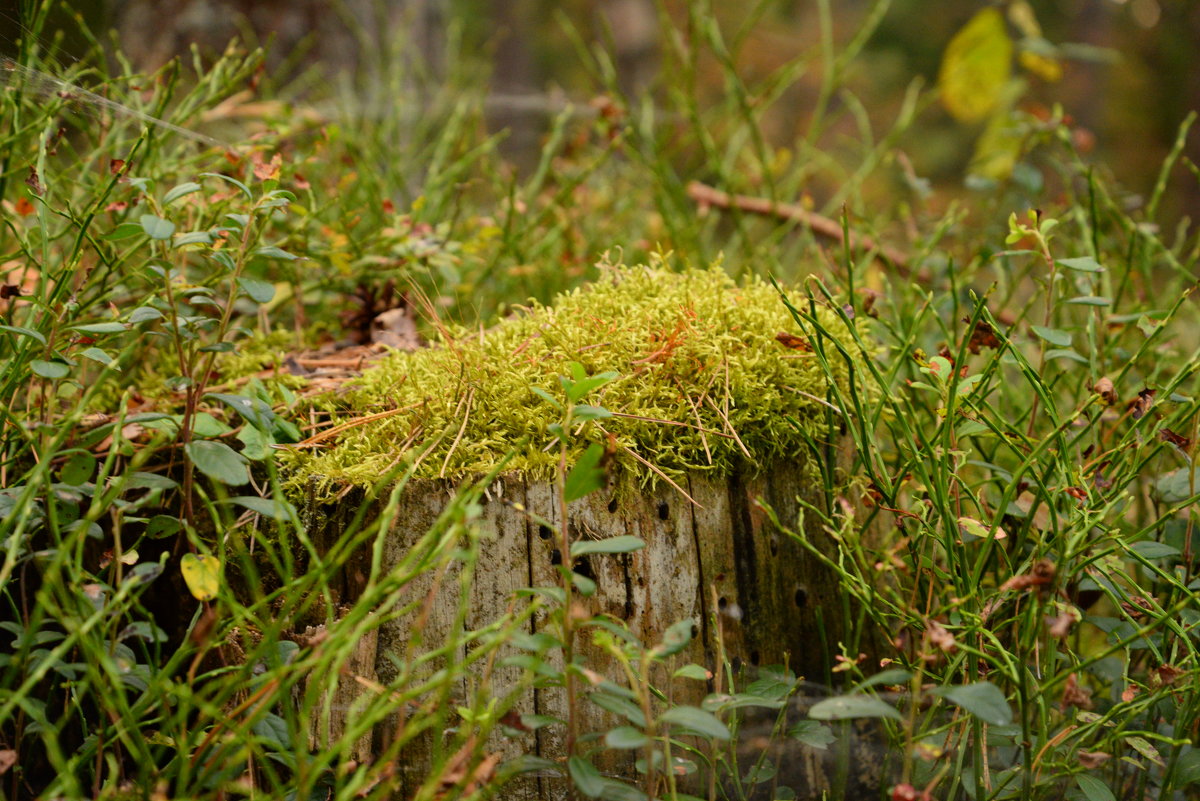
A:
<box><xmin>3</xmin><ymin>0</ymin><xmax>1197</xmax><ymax>217</ymax></box>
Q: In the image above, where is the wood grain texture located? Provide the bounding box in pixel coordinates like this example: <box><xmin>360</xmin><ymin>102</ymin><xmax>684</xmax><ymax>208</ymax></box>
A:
<box><xmin>303</xmin><ymin>463</ymin><xmax>874</xmax><ymax>799</ymax></box>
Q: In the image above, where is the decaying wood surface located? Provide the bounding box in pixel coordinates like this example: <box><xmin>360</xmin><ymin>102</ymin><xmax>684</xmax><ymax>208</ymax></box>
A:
<box><xmin>302</xmin><ymin>463</ymin><xmax>881</xmax><ymax>799</ymax></box>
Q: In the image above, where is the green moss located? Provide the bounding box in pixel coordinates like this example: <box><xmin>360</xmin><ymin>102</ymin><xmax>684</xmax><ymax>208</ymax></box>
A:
<box><xmin>286</xmin><ymin>258</ymin><xmax>874</xmax><ymax>491</ymax></box>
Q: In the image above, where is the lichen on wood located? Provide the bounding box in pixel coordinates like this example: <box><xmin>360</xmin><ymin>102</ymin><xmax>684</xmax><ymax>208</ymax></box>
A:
<box><xmin>287</xmin><ymin>256</ymin><xmax>873</xmax><ymax>493</ymax></box>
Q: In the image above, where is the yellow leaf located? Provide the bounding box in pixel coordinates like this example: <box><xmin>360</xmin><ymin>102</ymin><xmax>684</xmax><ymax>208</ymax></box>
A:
<box><xmin>938</xmin><ymin>8</ymin><xmax>1014</xmax><ymax>123</ymax></box>
<box><xmin>970</xmin><ymin>112</ymin><xmax>1023</xmax><ymax>180</ymax></box>
<box><xmin>181</xmin><ymin>553</ymin><xmax>220</xmax><ymax>602</ymax></box>
<box><xmin>1019</xmin><ymin>50</ymin><xmax>1063</xmax><ymax>82</ymax></box>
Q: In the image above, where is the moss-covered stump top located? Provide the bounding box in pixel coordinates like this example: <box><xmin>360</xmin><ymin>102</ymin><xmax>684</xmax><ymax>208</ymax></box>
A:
<box><xmin>291</xmin><ymin>261</ymin><xmax>871</xmax><ymax>489</ymax></box>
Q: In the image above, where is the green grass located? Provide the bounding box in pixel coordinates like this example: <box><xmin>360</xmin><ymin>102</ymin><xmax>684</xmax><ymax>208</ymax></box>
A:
<box><xmin>1</xmin><ymin>1</ymin><xmax>1199</xmax><ymax>800</ymax></box>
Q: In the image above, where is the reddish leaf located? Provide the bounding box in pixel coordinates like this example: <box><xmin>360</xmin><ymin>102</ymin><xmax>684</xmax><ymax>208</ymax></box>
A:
<box><xmin>109</xmin><ymin>158</ymin><xmax>126</xmax><ymax>175</ymax></box>
<box><xmin>14</xmin><ymin>196</ymin><xmax>35</xmax><ymax>216</ymax></box>
<box><xmin>1077</xmin><ymin>750</ymin><xmax>1110</xmax><ymax>769</ymax></box>
<box><xmin>252</xmin><ymin>152</ymin><xmax>282</xmax><ymax>181</ymax></box>
<box><xmin>1129</xmin><ymin>388</ymin><xmax>1156</xmax><ymax>420</ymax></box>
<box><xmin>1158</xmin><ymin>428</ymin><xmax>1191</xmax><ymax>449</ymax></box>
<box><xmin>25</xmin><ymin>167</ymin><xmax>43</xmax><ymax>196</ymax></box>
<box><xmin>1060</xmin><ymin>672</ymin><xmax>1093</xmax><ymax>711</ymax></box>
<box><xmin>966</xmin><ymin>318</ymin><xmax>1001</xmax><ymax>353</ymax></box>
<box><xmin>775</xmin><ymin>332</ymin><xmax>811</xmax><ymax>351</ymax></box>
<box><xmin>1000</xmin><ymin>559</ymin><xmax>1056</xmax><ymax>592</ymax></box>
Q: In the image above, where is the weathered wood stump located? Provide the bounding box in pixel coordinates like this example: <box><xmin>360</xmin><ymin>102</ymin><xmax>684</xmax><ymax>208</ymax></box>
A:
<box><xmin>302</xmin><ymin>461</ymin><xmax>882</xmax><ymax>800</ymax></box>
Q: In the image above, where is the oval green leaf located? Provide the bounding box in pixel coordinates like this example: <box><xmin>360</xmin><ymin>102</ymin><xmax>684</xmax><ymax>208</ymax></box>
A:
<box><xmin>185</xmin><ymin>440</ymin><xmax>249</xmax><ymax>486</ymax></box>
<box><xmin>139</xmin><ymin>214</ymin><xmax>176</xmax><ymax>240</ymax></box>
<box><xmin>659</xmin><ymin>705</ymin><xmax>731</xmax><ymax>740</ymax></box>
<box><xmin>932</xmin><ymin>681</ymin><xmax>1012</xmax><ymax>725</ymax></box>
<box><xmin>570</xmin><ymin>535</ymin><xmax>645</xmax><ymax>558</ymax></box>
<box><xmin>809</xmin><ymin>695</ymin><xmax>904</xmax><ymax>721</ymax></box>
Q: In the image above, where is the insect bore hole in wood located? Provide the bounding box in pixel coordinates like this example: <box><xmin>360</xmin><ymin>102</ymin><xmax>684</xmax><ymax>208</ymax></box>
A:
<box><xmin>607</xmin><ymin>498</ymin><xmax>619</xmax><ymax>513</ymax></box>
<box><xmin>538</xmin><ymin>524</ymin><xmax>552</xmax><ymax>540</ymax></box>
<box><xmin>794</xmin><ymin>587</ymin><xmax>808</xmax><ymax>608</ymax></box>
<box><xmin>657</xmin><ymin>501</ymin><xmax>669</xmax><ymax>520</ymax></box>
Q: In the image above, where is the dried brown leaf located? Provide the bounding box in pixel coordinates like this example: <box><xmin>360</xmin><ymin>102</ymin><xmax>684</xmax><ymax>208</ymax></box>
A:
<box><xmin>1158</xmin><ymin>428</ymin><xmax>1191</xmax><ymax>449</ymax></box>
<box><xmin>1060</xmin><ymin>672</ymin><xmax>1093</xmax><ymax>711</ymax></box>
<box><xmin>966</xmin><ymin>318</ymin><xmax>1002</xmax><ymax>353</ymax></box>
<box><xmin>1093</xmin><ymin>376</ymin><xmax>1117</xmax><ymax>406</ymax></box>
<box><xmin>1129</xmin><ymin>388</ymin><xmax>1156</xmax><ymax>420</ymax></box>
<box><xmin>775</xmin><ymin>332</ymin><xmax>811</xmax><ymax>351</ymax></box>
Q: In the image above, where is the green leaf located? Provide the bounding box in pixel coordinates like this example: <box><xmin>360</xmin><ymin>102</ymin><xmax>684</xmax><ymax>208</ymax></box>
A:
<box><xmin>206</xmin><ymin>393</ymin><xmax>276</xmax><ymax>431</ymax></box>
<box><xmin>854</xmin><ymin>668</ymin><xmax>914</xmax><ymax>690</ymax></box>
<box><xmin>530</xmin><ymin>387</ymin><xmax>561</xmax><ymax>409</ymax></box>
<box><xmin>1125</xmin><ymin>735</ymin><xmax>1165</xmax><ymax>766</ymax></box>
<box><xmin>223</xmin><ymin>496</ymin><xmax>296</xmax><ymax>520</ymax></box>
<box><xmin>938</xmin><ymin>8</ymin><xmax>1013</xmax><ymax>123</ymax></box>
<box><xmin>102</xmin><ymin>222</ymin><xmax>145</xmax><ymax>240</ymax></box>
<box><xmin>174</xmin><ymin>231</ymin><xmax>213</xmax><ymax>246</ymax></box>
<box><xmin>128</xmin><ymin>307</ymin><xmax>164</xmax><ymax>324</ymax></box>
<box><xmin>1045</xmin><ymin>348</ymin><xmax>1088</xmax><ymax>364</ymax></box>
<box><xmin>808</xmin><ymin>695</ymin><xmax>903</xmax><ymax>721</ymax></box>
<box><xmin>745</xmin><ymin>666</ymin><xmax>798</xmax><ymax>700</ymax></box>
<box><xmin>562</xmin><ymin>364</ymin><xmax>619</xmax><ymax>404</ymax></box>
<box><xmin>127</xmin><ymin>472</ymin><xmax>179</xmax><ymax>490</ymax></box>
<box><xmin>139</xmin><ymin>214</ymin><xmax>176</xmax><ymax>240</ymax></box>
<box><xmin>201</xmin><ymin>172</ymin><xmax>252</xmax><ymax>200</ymax></box>
<box><xmin>60</xmin><ymin>452</ymin><xmax>95</xmax><ymax>486</ymax></box>
<box><xmin>931</xmin><ymin>681</ymin><xmax>1012</xmax><ymax>725</ymax></box>
<box><xmin>651</xmin><ymin>619</ymin><xmax>695</xmax><ymax>658</ymax></box>
<box><xmin>588</xmin><ymin>692</ymin><xmax>646</xmax><ymax>728</ymax></box>
<box><xmin>1031</xmin><ymin>326</ymin><xmax>1072</xmax><ymax>347</ymax></box>
<box><xmin>659</xmin><ymin>706</ymin><xmax>731</xmax><ymax>740</ymax></box>
<box><xmin>1057</xmin><ymin>256</ymin><xmax>1104</xmax><ymax>273</ymax></box>
<box><xmin>568</xmin><ymin>756</ymin><xmax>605</xmax><ymax>798</ymax></box>
<box><xmin>71</xmin><ymin>322</ymin><xmax>128</xmax><ymax>334</ymax></box>
<box><xmin>185</xmin><ymin>440</ymin><xmax>249</xmax><ymax>486</ymax></box>
<box><xmin>252</xmin><ymin>712</ymin><xmax>290</xmax><ymax>751</ymax></box>
<box><xmin>1128</xmin><ymin>541</ymin><xmax>1180</xmax><ymax>560</ymax></box>
<box><xmin>1066</xmin><ymin>296</ymin><xmax>1111</xmax><ymax>306</ymax></box>
<box><xmin>673</xmin><ymin>664</ymin><xmax>711</xmax><ymax>681</ymax></box>
<box><xmin>254</xmin><ymin>245</ymin><xmax>299</xmax><ymax>261</ymax></box>
<box><xmin>788</xmin><ymin>720</ymin><xmax>835</xmax><ymax>750</ymax></box>
<box><xmin>163</xmin><ymin>181</ymin><xmax>202</xmax><ymax>204</ymax></box>
<box><xmin>604</xmin><ymin>726</ymin><xmax>649</xmax><ymax>749</ymax></box>
<box><xmin>564</xmin><ymin>443</ymin><xmax>607</xmax><ymax>503</ymax></box>
<box><xmin>0</xmin><ymin>325</ymin><xmax>46</xmax><ymax>345</ymax></box>
<box><xmin>30</xmin><ymin>360</ymin><xmax>70</xmax><ymax>379</ymax></box>
<box><xmin>237</xmin><ymin>424</ymin><xmax>271</xmax><ymax>460</ymax></box>
<box><xmin>571</xmin><ymin>571</ymin><xmax>597</xmax><ymax>596</ymax></box>
<box><xmin>237</xmin><ymin>277</ymin><xmax>275</xmax><ymax>304</ymax></box>
<box><xmin>145</xmin><ymin>515</ymin><xmax>181</xmax><ymax>539</ymax></box>
<box><xmin>572</xmin><ymin>404</ymin><xmax>612</xmax><ymax>422</ymax></box>
<box><xmin>571</xmin><ymin>535</ymin><xmax>645</xmax><ymax>558</ymax></box>
<box><xmin>1075</xmin><ymin>773</ymin><xmax>1116</xmax><ymax>801</ymax></box>
<box><xmin>80</xmin><ymin>348</ymin><xmax>115</xmax><ymax>367</ymax></box>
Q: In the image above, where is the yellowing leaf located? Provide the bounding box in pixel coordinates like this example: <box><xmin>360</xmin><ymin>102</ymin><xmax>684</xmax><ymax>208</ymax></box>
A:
<box><xmin>938</xmin><ymin>8</ymin><xmax>1014</xmax><ymax>123</ymax></box>
<box><xmin>1019</xmin><ymin>50</ymin><xmax>1062</xmax><ymax>82</ymax></box>
<box><xmin>180</xmin><ymin>553</ymin><xmax>220</xmax><ymax>602</ymax></box>
<box><xmin>969</xmin><ymin>112</ymin><xmax>1023</xmax><ymax>180</ymax></box>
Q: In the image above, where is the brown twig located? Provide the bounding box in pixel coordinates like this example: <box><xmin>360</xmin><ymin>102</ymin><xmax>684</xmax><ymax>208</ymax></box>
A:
<box><xmin>686</xmin><ymin>180</ymin><xmax>911</xmax><ymax>274</ymax></box>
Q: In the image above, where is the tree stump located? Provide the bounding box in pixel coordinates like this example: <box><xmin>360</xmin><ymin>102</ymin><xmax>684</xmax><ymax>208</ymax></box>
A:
<box><xmin>302</xmin><ymin>461</ymin><xmax>882</xmax><ymax>800</ymax></box>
